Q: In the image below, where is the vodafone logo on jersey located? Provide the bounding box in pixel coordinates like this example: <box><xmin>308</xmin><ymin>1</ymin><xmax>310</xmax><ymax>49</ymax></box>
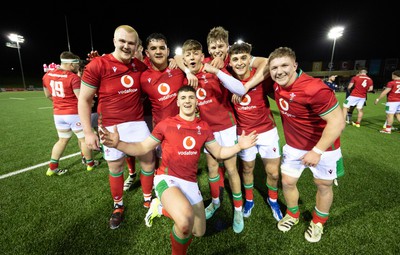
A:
<box><xmin>120</xmin><ymin>75</ymin><xmax>134</xmax><ymax>88</ymax></box>
<box><xmin>183</xmin><ymin>136</ymin><xmax>196</xmax><ymax>150</ymax></box>
<box><xmin>158</xmin><ymin>83</ymin><xmax>170</xmax><ymax>95</ymax></box>
<box><xmin>240</xmin><ymin>95</ymin><xmax>251</xmax><ymax>106</ymax></box>
<box><xmin>279</xmin><ymin>98</ymin><xmax>289</xmax><ymax>111</ymax></box>
<box><xmin>196</xmin><ymin>88</ymin><xmax>206</xmax><ymax>100</ymax></box>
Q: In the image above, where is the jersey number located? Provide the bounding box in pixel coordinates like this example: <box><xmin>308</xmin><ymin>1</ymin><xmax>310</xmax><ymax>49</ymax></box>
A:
<box><xmin>395</xmin><ymin>85</ymin><xmax>400</xmax><ymax>94</ymax></box>
<box><xmin>50</xmin><ymin>80</ymin><xmax>65</xmax><ymax>98</ymax></box>
<box><xmin>361</xmin><ymin>79</ymin><xmax>368</xmax><ymax>88</ymax></box>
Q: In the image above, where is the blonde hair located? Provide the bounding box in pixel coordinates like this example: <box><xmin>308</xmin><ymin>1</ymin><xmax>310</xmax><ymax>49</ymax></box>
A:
<box><xmin>182</xmin><ymin>39</ymin><xmax>203</xmax><ymax>54</ymax></box>
<box><xmin>114</xmin><ymin>25</ymin><xmax>139</xmax><ymax>42</ymax></box>
<box><xmin>206</xmin><ymin>26</ymin><xmax>229</xmax><ymax>46</ymax></box>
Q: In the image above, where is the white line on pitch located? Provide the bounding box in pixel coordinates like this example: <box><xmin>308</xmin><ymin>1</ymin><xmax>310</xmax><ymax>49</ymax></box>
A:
<box><xmin>0</xmin><ymin>152</ymin><xmax>81</xmax><ymax>180</ymax></box>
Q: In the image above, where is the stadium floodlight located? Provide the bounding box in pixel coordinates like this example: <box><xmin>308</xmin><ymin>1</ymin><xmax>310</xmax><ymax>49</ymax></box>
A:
<box><xmin>7</xmin><ymin>33</ymin><xmax>26</xmax><ymax>90</ymax></box>
<box><xmin>175</xmin><ymin>46</ymin><xmax>182</xmax><ymax>56</ymax></box>
<box><xmin>327</xmin><ymin>26</ymin><xmax>344</xmax><ymax>75</ymax></box>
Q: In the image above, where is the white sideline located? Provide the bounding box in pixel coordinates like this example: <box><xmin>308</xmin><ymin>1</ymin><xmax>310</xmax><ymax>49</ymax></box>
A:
<box><xmin>0</xmin><ymin>152</ymin><xmax>81</xmax><ymax>180</ymax></box>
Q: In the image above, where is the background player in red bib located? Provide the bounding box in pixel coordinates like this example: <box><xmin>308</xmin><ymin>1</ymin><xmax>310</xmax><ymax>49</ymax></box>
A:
<box><xmin>43</xmin><ymin>51</ymin><xmax>96</xmax><ymax>176</ymax></box>
<box><xmin>374</xmin><ymin>69</ymin><xmax>400</xmax><ymax>133</ymax></box>
<box><xmin>342</xmin><ymin>68</ymin><xmax>374</xmax><ymax>127</ymax></box>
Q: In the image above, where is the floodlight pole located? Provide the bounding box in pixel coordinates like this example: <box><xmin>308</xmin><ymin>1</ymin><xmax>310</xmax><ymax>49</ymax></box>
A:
<box><xmin>328</xmin><ymin>26</ymin><xmax>344</xmax><ymax>76</ymax></box>
<box><xmin>329</xmin><ymin>38</ymin><xmax>337</xmax><ymax>75</ymax></box>
<box><xmin>16</xmin><ymin>41</ymin><xmax>26</xmax><ymax>90</ymax></box>
<box><xmin>8</xmin><ymin>34</ymin><xmax>26</xmax><ymax>90</ymax></box>
<box><xmin>65</xmin><ymin>15</ymin><xmax>71</xmax><ymax>51</ymax></box>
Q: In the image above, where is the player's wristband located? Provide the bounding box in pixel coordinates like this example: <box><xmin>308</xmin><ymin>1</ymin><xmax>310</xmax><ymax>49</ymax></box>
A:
<box><xmin>184</xmin><ymin>68</ymin><xmax>191</xmax><ymax>75</ymax></box>
<box><xmin>312</xmin><ymin>146</ymin><xmax>324</xmax><ymax>155</ymax></box>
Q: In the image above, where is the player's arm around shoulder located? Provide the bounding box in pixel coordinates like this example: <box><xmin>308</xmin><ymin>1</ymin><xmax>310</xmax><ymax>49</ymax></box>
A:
<box><xmin>205</xmin><ymin>130</ymin><xmax>257</xmax><ymax>159</ymax></box>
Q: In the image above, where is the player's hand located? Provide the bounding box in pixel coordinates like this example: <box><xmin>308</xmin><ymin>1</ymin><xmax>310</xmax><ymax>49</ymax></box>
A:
<box><xmin>203</xmin><ymin>63</ymin><xmax>219</xmax><ymax>74</ymax></box>
<box><xmin>210</xmin><ymin>56</ymin><xmax>225</xmax><ymax>69</ymax></box>
<box><xmin>99</xmin><ymin>125</ymin><xmax>120</xmax><ymax>148</ymax></box>
<box><xmin>300</xmin><ymin>150</ymin><xmax>321</xmax><ymax>168</ymax></box>
<box><xmin>231</xmin><ymin>94</ymin><xmax>242</xmax><ymax>104</ymax></box>
<box><xmin>238</xmin><ymin>130</ymin><xmax>258</xmax><ymax>150</ymax></box>
<box><xmin>85</xmin><ymin>131</ymin><xmax>100</xmax><ymax>150</ymax></box>
<box><xmin>186</xmin><ymin>73</ymin><xmax>198</xmax><ymax>89</ymax></box>
<box><xmin>86</xmin><ymin>50</ymin><xmax>102</xmax><ymax>61</ymax></box>
<box><xmin>168</xmin><ymin>58</ymin><xmax>178</xmax><ymax>69</ymax></box>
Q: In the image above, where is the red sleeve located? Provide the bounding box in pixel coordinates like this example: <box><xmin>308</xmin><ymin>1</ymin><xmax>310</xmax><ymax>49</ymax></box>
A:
<box><xmin>71</xmin><ymin>73</ymin><xmax>81</xmax><ymax>90</ymax></box>
<box><xmin>81</xmin><ymin>57</ymin><xmax>102</xmax><ymax>88</ymax></box>
<box><xmin>151</xmin><ymin>119</ymin><xmax>167</xmax><ymax>142</ymax></box>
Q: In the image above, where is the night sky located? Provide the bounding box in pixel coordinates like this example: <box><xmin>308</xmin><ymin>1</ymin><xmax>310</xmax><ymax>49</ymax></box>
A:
<box><xmin>1</xmin><ymin>1</ymin><xmax>398</xmax><ymax>81</ymax></box>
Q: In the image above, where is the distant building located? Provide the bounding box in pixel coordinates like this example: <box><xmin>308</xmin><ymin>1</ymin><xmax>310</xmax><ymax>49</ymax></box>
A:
<box><xmin>301</xmin><ymin>58</ymin><xmax>399</xmax><ymax>89</ymax></box>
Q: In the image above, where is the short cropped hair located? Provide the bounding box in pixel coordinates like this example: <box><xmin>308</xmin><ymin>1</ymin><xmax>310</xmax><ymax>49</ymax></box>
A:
<box><xmin>182</xmin><ymin>39</ymin><xmax>202</xmax><ymax>53</ymax></box>
<box><xmin>178</xmin><ymin>85</ymin><xmax>196</xmax><ymax>94</ymax></box>
<box><xmin>146</xmin><ymin>33</ymin><xmax>168</xmax><ymax>49</ymax></box>
<box><xmin>268</xmin><ymin>47</ymin><xmax>296</xmax><ymax>63</ymax></box>
<box><xmin>228</xmin><ymin>42</ymin><xmax>252</xmax><ymax>56</ymax></box>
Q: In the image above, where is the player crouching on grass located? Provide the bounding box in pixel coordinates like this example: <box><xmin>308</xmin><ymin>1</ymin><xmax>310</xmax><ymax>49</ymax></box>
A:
<box><xmin>99</xmin><ymin>85</ymin><xmax>257</xmax><ymax>254</ymax></box>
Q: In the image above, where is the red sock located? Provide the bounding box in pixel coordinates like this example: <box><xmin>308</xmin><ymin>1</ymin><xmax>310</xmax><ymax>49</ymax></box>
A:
<box><xmin>244</xmin><ymin>185</ymin><xmax>254</xmax><ymax>201</ymax></box>
<box><xmin>125</xmin><ymin>156</ymin><xmax>136</xmax><ymax>176</ymax></box>
<box><xmin>140</xmin><ymin>169</ymin><xmax>154</xmax><ymax>200</ymax></box>
<box><xmin>267</xmin><ymin>188</ymin><xmax>278</xmax><ymax>200</ymax></box>
<box><xmin>232</xmin><ymin>192</ymin><xmax>243</xmax><ymax>208</ymax></box>
<box><xmin>218</xmin><ymin>164</ymin><xmax>225</xmax><ymax>188</ymax></box>
<box><xmin>209</xmin><ymin>176</ymin><xmax>220</xmax><ymax>200</ymax></box>
<box><xmin>49</xmin><ymin>159</ymin><xmax>58</xmax><ymax>170</ymax></box>
<box><xmin>170</xmin><ymin>230</ymin><xmax>192</xmax><ymax>255</ymax></box>
<box><xmin>109</xmin><ymin>171</ymin><xmax>124</xmax><ymax>202</ymax></box>
<box><xmin>312</xmin><ymin>209</ymin><xmax>329</xmax><ymax>225</ymax></box>
<box><xmin>86</xmin><ymin>159</ymin><xmax>94</xmax><ymax>167</ymax></box>
<box><xmin>286</xmin><ymin>208</ymin><xmax>300</xmax><ymax>218</ymax></box>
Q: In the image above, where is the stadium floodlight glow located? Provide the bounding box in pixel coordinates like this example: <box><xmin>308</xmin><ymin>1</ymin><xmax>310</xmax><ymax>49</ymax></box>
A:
<box><xmin>175</xmin><ymin>46</ymin><xmax>182</xmax><ymax>56</ymax></box>
<box><xmin>327</xmin><ymin>26</ymin><xmax>344</xmax><ymax>75</ymax></box>
<box><xmin>7</xmin><ymin>33</ymin><xmax>26</xmax><ymax>90</ymax></box>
